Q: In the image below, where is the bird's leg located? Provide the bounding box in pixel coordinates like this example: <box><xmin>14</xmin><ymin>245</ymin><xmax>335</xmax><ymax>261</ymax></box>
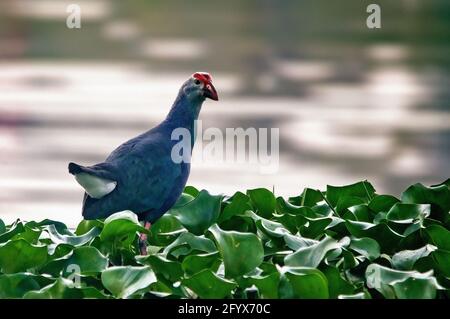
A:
<box><xmin>139</xmin><ymin>221</ymin><xmax>151</xmax><ymax>255</ymax></box>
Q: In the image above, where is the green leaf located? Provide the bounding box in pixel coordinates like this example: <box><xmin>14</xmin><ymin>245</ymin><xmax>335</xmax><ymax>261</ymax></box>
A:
<box><xmin>402</xmin><ymin>183</ymin><xmax>450</xmax><ymax>213</ymax></box>
<box><xmin>100</xmin><ymin>211</ymin><xmax>148</xmax><ymax>243</ymax></box>
<box><xmin>247</xmin><ymin>188</ymin><xmax>276</xmax><ymax>218</ymax></box>
<box><xmin>163</xmin><ymin>232</ymin><xmax>217</xmax><ymax>258</ymax></box>
<box><xmin>386</xmin><ymin>203</ymin><xmax>430</xmax><ymax>224</ymax></box>
<box><xmin>0</xmin><ymin>273</ymin><xmax>52</xmax><ymax>298</ymax></box>
<box><xmin>391</xmin><ymin>245</ymin><xmax>437</xmax><ymax>270</ymax></box>
<box><xmin>321</xmin><ymin>265</ymin><xmax>355</xmax><ymax>298</ymax></box>
<box><xmin>101</xmin><ymin>266</ymin><xmax>157</xmax><ymax>298</ymax></box>
<box><xmin>26</xmin><ymin>219</ymin><xmax>71</xmax><ymax>235</ymax></box>
<box><xmin>349</xmin><ymin>237</ymin><xmax>380</xmax><ymax>261</ymax></box>
<box><xmin>136</xmin><ymin>255</ymin><xmax>183</xmax><ymax>282</ymax></box>
<box><xmin>326</xmin><ymin>181</ymin><xmax>375</xmax><ymax>208</ymax></box>
<box><xmin>0</xmin><ymin>219</ymin><xmax>6</xmax><ymax>235</ymax></box>
<box><xmin>182</xmin><ymin>269</ymin><xmax>237</xmax><ymax>298</ymax></box>
<box><xmin>169</xmin><ymin>190</ymin><xmax>223</xmax><ymax>235</ymax></box>
<box><xmin>345</xmin><ymin>220</ymin><xmax>404</xmax><ymax>253</ymax></box>
<box><xmin>369</xmin><ymin>195</ymin><xmax>400</xmax><ymax>213</ymax></box>
<box><xmin>347</xmin><ymin>204</ymin><xmax>372</xmax><ymax>222</ymax></box>
<box><xmin>42</xmin><ymin>246</ymin><xmax>108</xmax><ymax>277</ymax></box>
<box><xmin>11</xmin><ymin>225</ymin><xmax>42</xmax><ymax>244</ymax></box>
<box><xmin>279</xmin><ymin>266</ymin><xmax>329</xmax><ymax>299</ymax></box>
<box><xmin>432</xmin><ymin>249</ymin><xmax>450</xmax><ymax>277</ymax></box>
<box><xmin>23</xmin><ymin>278</ymin><xmax>87</xmax><ymax>299</ymax></box>
<box><xmin>299</xmin><ymin>188</ymin><xmax>324</xmax><ymax>207</ymax></box>
<box><xmin>365</xmin><ymin>264</ymin><xmax>442</xmax><ymax>299</ymax></box>
<box><xmin>183</xmin><ymin>185</ymin><xmax>200</xmax><ymax>197</ymax></box>
<box><xmin>425</xmin><ymin>224</ymin><xmax>450</xmax><ymax>250</ymax></box>
<box><xmin>75</xmin><ymin>220</ymin><xmax>103</xmax><ymax>236</ymax></box>
<box><xmin>181</xmin><ymin>252</ymin><xmax>221</xmax><ymax>276</ymax></box>
<box><xmin>0</xmin><ymin>222</ymin><xmax>25</xmax><ymax>243</ymax></box>
<box><xmin>219</xmin><ymin>192</ymin><xmax>251</xmax><ymax>223</ymax></box>
<box><xmin>284</xmin><ymin>236</ymin><xmax>341</xmax><ymax>268</ymax></box>
<box><xmin>336</xmin><ymin>196</ymin><xmax>366</xmax><ymax>215</ymax></box>
<box><xmin>209</xmin><ymin>224</ymin><xmax>264</xmax><ymax>278</ymax></box>
<box><xmin>45</xmin><ymin>224</ymin><xmax>101</xmax><ymax>246</ymax></box>
<box><xmin>147</xmin><ymin>214</ymin><xmax>185</xmax><ymax>246</ymax></box>
<box><xmin>66</xmin><ymin>246</ymin><xmax>108</xmax><ymax>275</ymax></box>
<box><xmin>243</xmin><ymin>271</ymin><xmax>280</xmax><ymax>299</ymax></box>
<box><xmin>0</xmin><ymin>239</ymin><xmax>48</xmax><ymax>273</ymax></box>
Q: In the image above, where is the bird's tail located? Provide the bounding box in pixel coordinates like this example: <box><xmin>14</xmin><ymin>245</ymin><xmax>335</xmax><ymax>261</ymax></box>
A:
<box><xmin>68</xmin><ymin>162</ymin><xmax>83</xmax><ymax>175</ymax></box>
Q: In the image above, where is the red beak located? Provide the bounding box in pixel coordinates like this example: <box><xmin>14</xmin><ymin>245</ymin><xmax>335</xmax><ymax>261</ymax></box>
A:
<box><xmin>193</xmin><ymin>72</ymin><xmax>219</xmax><ymax>101</ymax></box>
<box><xmin>203</xmin><ymin>82</ymin><xmax>219</xmax><ymax>101</ymax></box>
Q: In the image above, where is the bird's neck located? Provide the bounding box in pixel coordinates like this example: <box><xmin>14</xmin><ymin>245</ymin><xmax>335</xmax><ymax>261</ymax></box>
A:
<box><xmin>163</xmin><ymin>91</ymin><xmax>204</xmax><ymax>144</ymax></box>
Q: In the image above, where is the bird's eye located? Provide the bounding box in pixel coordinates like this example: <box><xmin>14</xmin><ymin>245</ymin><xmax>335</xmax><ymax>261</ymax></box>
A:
<box><xmin>194</xmin><ymin>79</ymin><xmax>201</xmax><ymax>85</ymax></box>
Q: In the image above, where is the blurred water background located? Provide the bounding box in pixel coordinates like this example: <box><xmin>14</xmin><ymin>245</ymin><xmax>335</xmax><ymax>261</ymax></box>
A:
<box><xmin>0</xmin><ymin>0</ymin><xmax>449</xmax><ymax>226</ymax></box>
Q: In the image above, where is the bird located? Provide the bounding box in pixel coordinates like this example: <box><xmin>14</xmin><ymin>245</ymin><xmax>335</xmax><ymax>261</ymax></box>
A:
<box><xmin>68</xmin><ymin>72</ymin><xmax>218</xmax><ymax>255</ymax></box>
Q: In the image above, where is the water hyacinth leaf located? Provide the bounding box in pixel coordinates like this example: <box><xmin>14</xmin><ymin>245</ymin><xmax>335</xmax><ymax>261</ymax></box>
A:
<box><xmin>347</xmin><ymin>204</ymin><xmax>372</xmax><ymax>222</ymax></box>
<box><xmin>321</xmin><ymin>266</ymin><xmax>355</xmax><ymax>298</ymax></box>
<box><xmin>336</xmin><ymin>196</ymin><xmax>366</xmax><ymax>215</ymax></box>
<box><xmin>169</xmin><ymin>190</ymin><xmax>223</xmax><ymax>235</ymax></box>
<box><xmin>276</xmin><ymin>197</ymin><xmax>307</xmax><ymax>215</ymax></box>
<box><xmin>26</xmin><ymin>219</ymin><xmax>71</xmax><ymax>234</ymax></box>
<box><xmin>369</xmin><ymin>195</ymin><xmax>400</xmax><ymax>213</ymax></box>
<box><xmin>283</xmin><ymin>233</ymin><xmax>318</xmax><ymax>251</ymax></box>
<box><xmin>391</xmin><ymin>245</ymin><xmax>437</xmax><ymax>270</ymax></box>
<box><xmin>299</xmin><ymin>188</ymin><xmax>323</xmax><ymax>207</ymax></box>
<box><xmin>136</xmin><ymin>255</ymin><xmax>183</xmax><ymax>282</ymax></box>
<box><xmin>46</xmin><ymin>224</ymin><xmax>101</xmax><ymax>246</ymax></box>
<box><xmin>244</xmin><ymin>272</ymin><xmax>280</xmax><ymax>299</ymax></box>
<box><xmin>345</xmin><ymin>220</ymin><xmax>404</xmax><ymax>253</ymax></box>
<box><xmin>280</xmin><ymin>267</ymin><xmax>329</xmax><ymax>299</ymax></box>
<box><xmin>432</xmin><ymin>250</ymin><xmax>450</xmax><ymax>277</ymax></box>
<box><xmin>247</xmin><ymin>188</ymin><xmax>276</xmax><ymax>218</ymax></box>
<box><xmin>100</xmin><ymin>211</ymin><xmax>149</xmax><ymax>243</ymax></box>
<box><xmin>163</xmin><ymin>232</ymin><xmax>217</xmax><ymax>258</ymax></box>
<box><xmin>0</xmin><ymin>219</ymin><xmax>6</xmax><ymax>235</ymax></box>
<box><xmin>11</xmin><ymin>225</ymin><xmax>42</xmax><ymax>244</ymax></box>
<box><xmin>386</xmin><ymin>203</ymin><xmax>430</xmax><ymax>224</ymax></box>
<box><xmin>182</xmin><ymin>269</ymin><xmax>237</xmax><ymax>298</ymax></box>
<box><xmin>75</xmin><ymin>220</ymin><xmax>103</xmax><ymax>236</ymax></box>
<box><xmin>209</xmin><ymin>224</ymin><xmax>264</xmax><ymax>278</ymax></box>
<box><xmin>349</xmin><ymin>237</ymin><xmax>380</xmax><ymax>261</ymax></box>
<box><xmin>147</xmin><ymin>214</ymin><xmax>185</xmax><ymax>246</ymax></box>
<box><xmin>0</xmin><ymin>222</ymin><xmax>25</xmax><ymax>243</ymax></box>
<box><xmin>392</xmin><ymin>277</ymin><xmax>441</xmax><ymax>299</ymax></box>
<box><xmin>219</xmin><ymin>191</ymin><xmax>251</xmax><ymax>223</ymax></box>
<box><xmin>326</xmin><ymin>181</ymin><xmax>375</xmax><ymax>208</ymax></box>
<box><xmin>425</xmin><ymin>224</ymin><xmax>450</xmax><ymax>250</ymax></box>
<box><xmin>284</xmin><ymin>236</ymin><xmax>341</xmax><ymax>268</ymax></box>
<box><xmin>183</xmin><ymin>185</ymin><xmax>200</xmax><ymax>198</ymax></box>
<box><xmin>0</xmin><ymin>239</ymin><xmax>48</xmax><ymax>273</ymax></box>
<box><xmin>101</xmin><ymin>266</ymin><xmax>157</xmax><ymax>299</ymax></box>
<box><xmin>0</xmin><ymin>273</ymin><xmax>49</xmax><ymax>298</ymax></box>
<box><xmin>63</xmin><ymin>246</ymin><xmax>108</xmax><ymax>276</ymax></box>
<box><xmin>402</xmin><ymin>183</ymin><xmax>450</xmax><ymax>213</ymax></box>
<box><xmin>23</xmin><ymin>278</ymin><xmax>84</xmax><ymax>299</ymax></box>
<box><xmin>300</xmin><ymin>217</ymin><xmax>333</xmax><ymax>239</ymax></box>
<box><xmin>173</xmin><ymin>192</ymin><xmax>196</xmax><ymax>208</ymax></box>
<box><xmin>365</xmin><ymin>264</ymin><xmax>442</xmax><ymax>299</ymax></box>
<box><xmin>181</xmin><ymin>252</ymin><xmax>221</xmax><ymax>276</ymax></box>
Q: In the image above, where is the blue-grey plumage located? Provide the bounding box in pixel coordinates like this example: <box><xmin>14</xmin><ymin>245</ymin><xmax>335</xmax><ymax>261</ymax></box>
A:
<box><xmin>68</xmin><ymin>72</ymin><xmax>218</xmax><ymax>225</ymax></box>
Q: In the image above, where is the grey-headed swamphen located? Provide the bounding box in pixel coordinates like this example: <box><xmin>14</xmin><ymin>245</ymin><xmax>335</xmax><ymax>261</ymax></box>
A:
<box><xmin>68</xmin><ymin>72</ymin><xmax>218</xmax><ymax>254</ymax></box>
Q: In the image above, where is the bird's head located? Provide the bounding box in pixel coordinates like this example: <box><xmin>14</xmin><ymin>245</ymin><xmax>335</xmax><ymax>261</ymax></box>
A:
<box><xmin>182</xmin><ymin>72</ymin><xmax>219</xmax><ymax>102</ymax></box>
